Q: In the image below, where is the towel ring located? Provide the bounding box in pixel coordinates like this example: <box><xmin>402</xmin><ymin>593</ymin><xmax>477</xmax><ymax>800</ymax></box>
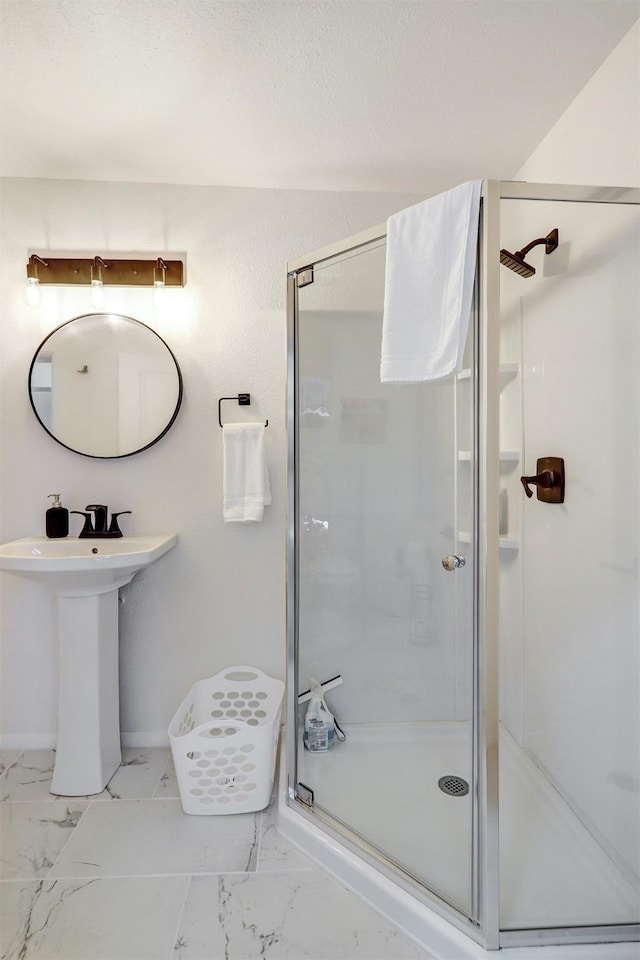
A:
<box><xmin>218</xmin><ymin>393</ymin><xmax>269</xmax><ymax>429</ymax></box>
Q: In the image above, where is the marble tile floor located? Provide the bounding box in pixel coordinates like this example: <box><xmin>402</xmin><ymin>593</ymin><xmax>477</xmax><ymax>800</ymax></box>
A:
<box><xmin>0</xmin><ymin>749</ymin><xmax>430</xmax><ymax>960</ymax></box>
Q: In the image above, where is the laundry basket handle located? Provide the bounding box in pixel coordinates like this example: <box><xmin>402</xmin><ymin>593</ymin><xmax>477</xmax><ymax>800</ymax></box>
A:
<box><xmin>195</xmin><ymin>719</ymin><xmax>246</xmax><ymax>739</ymax></box>
<box><xmin>220</xmin><ymin>666</ymin><xmax>266</xmax><ymax>683</ymax></box>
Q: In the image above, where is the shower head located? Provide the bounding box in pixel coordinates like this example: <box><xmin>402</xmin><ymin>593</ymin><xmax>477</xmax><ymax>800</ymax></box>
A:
<box><xmin>499</xmin><ymin>249</ymin><xmax>536</xmax><ymax>277</ymax></box>
<box><xmin>500</xmin><ymin>228</ymin><xmax>559</xmax><ymax>278</ymax></box>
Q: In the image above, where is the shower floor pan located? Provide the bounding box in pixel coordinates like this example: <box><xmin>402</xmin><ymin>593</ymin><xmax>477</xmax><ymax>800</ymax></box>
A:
<box><xmin>286</xmin><ymin>722</ymin><xmax>636</xmax><ymax>937</ymax></box>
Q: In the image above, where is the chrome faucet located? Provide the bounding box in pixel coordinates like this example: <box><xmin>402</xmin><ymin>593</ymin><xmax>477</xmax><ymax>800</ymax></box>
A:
<box><xmin>70</xmin><ymin>505</ymin><xmax>132</xmax><ymax>538</ymax></box>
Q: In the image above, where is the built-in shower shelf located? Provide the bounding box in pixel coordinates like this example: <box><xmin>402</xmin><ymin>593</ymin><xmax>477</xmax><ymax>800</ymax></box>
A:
<box><xmin>458</xmin><ymin>531</ymin><xmax>520</xmax><ymax>551</ymax></box>
<box><xmin>457</xmin><ymin>362</ymin><xmax>519</xmax><ymax>387</ymax></box>
<box><xmin>458</xmin><ymin>450</ymin><xmax>519</xmax><ymax>464</ymax></box>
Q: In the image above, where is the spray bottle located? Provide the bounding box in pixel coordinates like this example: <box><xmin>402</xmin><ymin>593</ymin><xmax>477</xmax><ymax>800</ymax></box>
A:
<box><xmin>303</xmin><ymin>678</ymin><xmax>337</xmax><ymax>752</ymax></box>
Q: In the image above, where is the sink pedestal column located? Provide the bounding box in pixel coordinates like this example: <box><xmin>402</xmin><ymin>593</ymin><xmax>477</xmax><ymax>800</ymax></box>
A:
<box><xmin>51</xmin><ymin>588</ymin><xmax>122</xmax><ymax>796</ymax></box>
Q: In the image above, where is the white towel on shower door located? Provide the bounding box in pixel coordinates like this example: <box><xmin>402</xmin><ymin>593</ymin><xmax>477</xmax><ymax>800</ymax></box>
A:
<box><xmin>380</xmin><ymin>180</ymin><xmax>482</xmax><ymax>382</ymax></box>
<box><xmin>223</xmin><ymin>423</ymin><xmax>272</xmax><ymax>522</ymax></box>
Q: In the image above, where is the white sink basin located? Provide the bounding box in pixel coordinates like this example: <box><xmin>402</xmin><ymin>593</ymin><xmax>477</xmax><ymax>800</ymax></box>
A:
<box><xmin>0</xmin><ymin>534</ymin><xmax>177</xmax><ymax>595</ymax></box>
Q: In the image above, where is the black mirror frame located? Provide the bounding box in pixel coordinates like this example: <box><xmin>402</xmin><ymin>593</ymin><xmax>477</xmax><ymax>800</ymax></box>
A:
<box><xmin>28</xmin><ymin>312</ymin><xmax>184</xmax><ymax>459</ymax></box>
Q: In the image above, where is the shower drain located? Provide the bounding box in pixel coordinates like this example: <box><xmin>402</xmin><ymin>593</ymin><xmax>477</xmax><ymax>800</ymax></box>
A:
<box><xmin>438</xmin><ymin>775</ymin><xmax>469</xmax><ymax>797</ymax></box>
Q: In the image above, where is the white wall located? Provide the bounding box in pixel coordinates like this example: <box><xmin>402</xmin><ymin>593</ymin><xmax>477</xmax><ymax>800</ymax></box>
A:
<box><xmin>516</xmin><ymin>19</ymin><xmax>640</xmax><ymax>188</ymax></box>
<box><xmin>0</xmin><ymin>177</ymin><xmax>421</xmax><ymax>747</ymax></box>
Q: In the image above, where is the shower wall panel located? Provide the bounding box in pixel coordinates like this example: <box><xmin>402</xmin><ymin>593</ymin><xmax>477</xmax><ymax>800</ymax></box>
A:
<box><xmin>499</xmin><ymin>197</ymin><xmax>639</xmax><ymax>924</ymax></box>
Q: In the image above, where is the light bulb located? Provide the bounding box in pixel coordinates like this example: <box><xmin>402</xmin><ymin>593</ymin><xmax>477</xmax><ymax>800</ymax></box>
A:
<box><xmin>90</xmin><ymin>257</ymin><xmax>107</xmax><ymax>309</ymax></box>
<box><xmin>152</xmin><ymin>258</ymin><xmax>166</xmax><ymax>308</ymax></box>
<box><xmin>25</xmin><ymin>276</ymin><xmax>41</xmax><ymax>306</ymax></box>
<box><xmin>153</xmin><ymin>280</ymin><xmax>165</xmax><ymax>308</ymax></box>
<box><xmin>91</xmin><ymin>279</ymin><xmax>105</xmax><ymax>309</ymax></box>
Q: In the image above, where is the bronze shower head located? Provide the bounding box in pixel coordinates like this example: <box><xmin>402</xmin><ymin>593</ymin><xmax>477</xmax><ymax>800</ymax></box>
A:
<box><xmin>499</xmin><ymin>249</ymin><xmax>536</xmax><ymax>277</ymax></box>
<box><xmin>500</xmin><ymin>228</ymin><xmax>559</xmax><ymax>278</ymax></box>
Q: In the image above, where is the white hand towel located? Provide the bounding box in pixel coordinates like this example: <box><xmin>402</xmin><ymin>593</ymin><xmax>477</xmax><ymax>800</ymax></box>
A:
<box><xmin>223</xmin><ymin>423</ymin><xmax>272</xmax><ymax>522</ymax></box>
<box><xmin>381</xmin><ymin>180</ymin><xmax>482</xmax><ymax>383</ymax></box>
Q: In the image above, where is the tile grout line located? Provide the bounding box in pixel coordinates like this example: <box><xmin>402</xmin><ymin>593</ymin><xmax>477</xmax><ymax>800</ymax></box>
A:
<box><xmin>167</xmin><ymin>874</ymin><xmax>194</xmax><ymax>959</ymax></box>
<box><xmin>1</xmin><ymin>798</ymin><xmax>102</xmax><ymax>804</ymax></box>
<box><xmin>255</xmin><ymin>806</ymin><xmax>266</xmax><ymax>870</ymax></box>
<box><xmin>1</xmin><ymin>867</ymin><xmax>323</xmax><ymax>883</ymax></box>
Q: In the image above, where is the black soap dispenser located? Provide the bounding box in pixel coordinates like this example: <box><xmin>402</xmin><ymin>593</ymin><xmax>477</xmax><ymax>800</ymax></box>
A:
<box><xmin>46</xmin><ymin>493</ymin><xmax>69</xmax><ymax>539</ymax></box>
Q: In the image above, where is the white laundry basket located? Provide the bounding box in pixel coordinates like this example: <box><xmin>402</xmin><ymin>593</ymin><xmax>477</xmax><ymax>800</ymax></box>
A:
<box><xmin>169</xmin><ymin>666</ymin><xmax>284</xmax><ymax>815</ymax></box>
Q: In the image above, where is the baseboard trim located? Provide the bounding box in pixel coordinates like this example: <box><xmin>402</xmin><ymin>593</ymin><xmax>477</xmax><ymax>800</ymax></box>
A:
<box><xmin>0</xmin><ymin>731</ymin><xmax>169</xmax><ymax>750</ymax></box>
<box><xmin>0</xmin><ymin>733</ymin><xmax>56</xmax><ymax>750</ymax></box>
<box><xmin>121</xmin><ymin>731</ymin><xmax>169</xmax><ymax>748</ymax></box>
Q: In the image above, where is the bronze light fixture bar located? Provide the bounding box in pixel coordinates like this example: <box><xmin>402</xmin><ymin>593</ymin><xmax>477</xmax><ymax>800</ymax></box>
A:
<box><xmin>25</xmin><ymin>254</ymin><xmax>185</xmax><ymax>287</ymax></box>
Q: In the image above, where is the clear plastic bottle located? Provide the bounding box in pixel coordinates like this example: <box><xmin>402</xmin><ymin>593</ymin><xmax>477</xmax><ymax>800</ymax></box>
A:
<box><xmin>304</xmin><ymin>716</ymin><xmax>336</xmax><ymax>752</ymax></box>
<box><xmin>303</xmin><ymin>679</ymin><xmax>337</xmax><ymax>752</ymax></box>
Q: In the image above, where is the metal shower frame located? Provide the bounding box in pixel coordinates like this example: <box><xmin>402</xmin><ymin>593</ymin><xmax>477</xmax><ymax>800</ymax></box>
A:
<box><xmin>285</xmin><ymin>180</ymin><xmax>640</xmax><ymax>951</ymax></box>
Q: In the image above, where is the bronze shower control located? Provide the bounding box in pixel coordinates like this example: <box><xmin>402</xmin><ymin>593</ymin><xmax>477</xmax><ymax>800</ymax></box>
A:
<box><xmin>520</xmin><ymin>456</ymin><xmax>565</xmax><ymax>503</ymax></box>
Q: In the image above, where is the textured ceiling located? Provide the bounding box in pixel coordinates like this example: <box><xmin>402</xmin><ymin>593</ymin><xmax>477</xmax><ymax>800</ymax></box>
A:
<box><xmin>0</xmin><ymin>0</ymin><xmax>637</xmax><ymax>192</ymax></box>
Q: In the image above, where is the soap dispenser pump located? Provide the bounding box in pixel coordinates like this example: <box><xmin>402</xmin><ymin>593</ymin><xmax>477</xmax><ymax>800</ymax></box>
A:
<box><xmin>46</xmin><ymin>494</ymin><xmax>69</xmax><ymax>539</ymax></box>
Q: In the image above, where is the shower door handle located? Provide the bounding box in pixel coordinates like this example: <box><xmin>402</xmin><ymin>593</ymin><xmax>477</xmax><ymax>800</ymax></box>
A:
<box><xmin>442</xmin><ymin>554</ymin><xmax>466</xmax><ymax>572</ymax></box>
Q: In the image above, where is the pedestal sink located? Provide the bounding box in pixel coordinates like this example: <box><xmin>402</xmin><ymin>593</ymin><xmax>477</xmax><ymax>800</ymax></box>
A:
<box><xmin>0</xmin><ymin>534</ymin><xmax>177</xmax><ymax>796</ymax></box>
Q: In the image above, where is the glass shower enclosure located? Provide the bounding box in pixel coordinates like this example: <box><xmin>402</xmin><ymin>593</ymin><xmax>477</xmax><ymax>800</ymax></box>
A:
<box><xmin>285</xmin><ymin>182</ymin><xmax>639</xmax><ymax>951</ymax></box>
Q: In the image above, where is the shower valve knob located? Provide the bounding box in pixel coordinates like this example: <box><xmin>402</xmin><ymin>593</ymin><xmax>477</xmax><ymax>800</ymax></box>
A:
<box><xmin>442</xmin><ymin>554</ymin><xmax>466</xmax><ymax>572</ymax></box>
<box><xmin>520</xmin><ymin>456</ymin><xmax>565</xmax><ymax>503</ymax></box>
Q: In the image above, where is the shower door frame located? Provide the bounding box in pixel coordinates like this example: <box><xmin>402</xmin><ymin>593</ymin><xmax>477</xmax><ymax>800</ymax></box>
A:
<box><xmin>285</xmin><ymin>180</ymin><xmax>640</xmax><ymax>952</ymax></box>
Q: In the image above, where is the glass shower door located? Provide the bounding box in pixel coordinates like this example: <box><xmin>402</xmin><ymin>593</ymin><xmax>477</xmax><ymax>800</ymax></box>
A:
<box><xmin>293</xmin><ymin>238</ymin><xmax>477</xmax><ymax>916</ymax></box>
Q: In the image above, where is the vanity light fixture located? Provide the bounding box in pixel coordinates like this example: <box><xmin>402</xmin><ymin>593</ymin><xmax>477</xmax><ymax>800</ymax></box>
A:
<box><xmin>25</xmin><ymin>254</ymin><xmax>49</xmax><ymax>306</ymax></box>
<box><xmin>24</xmin><ymin>254</ymin><xmax>185</xmax><ymax>306</ymax></box>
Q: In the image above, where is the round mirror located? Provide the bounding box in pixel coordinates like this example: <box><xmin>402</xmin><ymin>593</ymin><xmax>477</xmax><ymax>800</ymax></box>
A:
<box><xmin>28</xmin><ymin>313</ymin><xmax>183</xmax><ymax>458</ymax></box>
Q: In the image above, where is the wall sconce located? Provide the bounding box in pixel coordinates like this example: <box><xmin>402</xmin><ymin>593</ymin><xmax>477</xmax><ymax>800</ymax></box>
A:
<box><xmin>25</xmin><ymin>254</ymin><xmax>49</xmax><ymax>306</ymax></box>
<box><xmin>24</xmin><ymin>254</ymin><xmax>185</xmax><ymax>307</ymax></box>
